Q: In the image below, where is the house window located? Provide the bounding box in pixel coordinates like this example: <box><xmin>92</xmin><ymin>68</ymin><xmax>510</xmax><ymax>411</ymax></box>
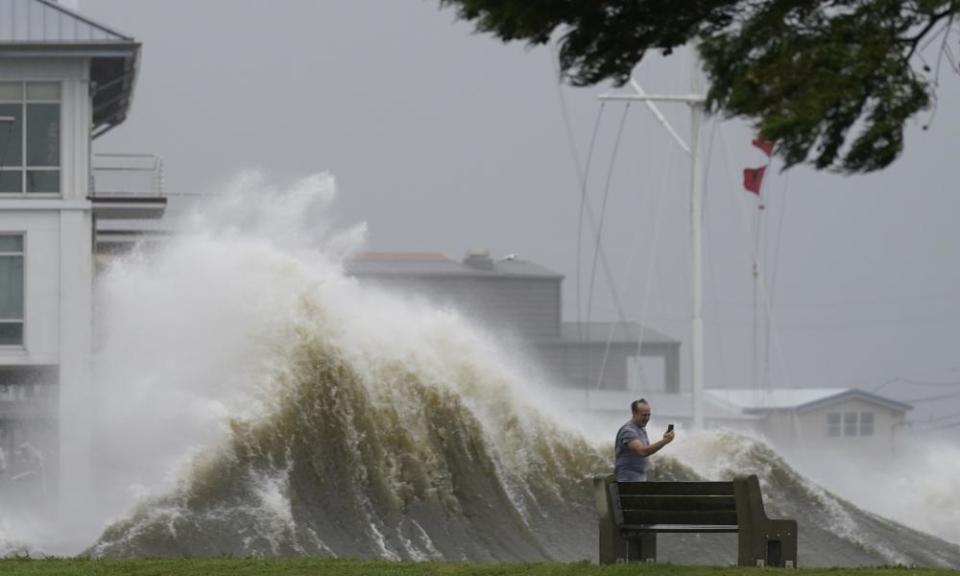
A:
<box><xmin>0</xmin><ymin>82</ymin><xmax>61</xmax><ymax>194</ymax></box>
<box><xmin>843</xmin><ymin>412</ymin><xmax>858</xmax><ymax>436</ymax></box>
<box><xmin>828</xmin><ymin>411</ymin><xmax>876</xmax><ymax>437</ymax></box>
<box><xmin>827</xmin><ymin>413</ymin><xmax>841</xmax><ymax>436</ymax></box>
<box><xmin>0</xmin><ymin>235</ymin><xmax>24</xmax><ymax>345</ymax></box>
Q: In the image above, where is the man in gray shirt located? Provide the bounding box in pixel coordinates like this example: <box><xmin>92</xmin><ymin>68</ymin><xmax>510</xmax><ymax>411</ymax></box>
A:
<box><xmin>615</xmin><ymin>398</ymin><xmax>675</xmax><ymax>481</ymax></box>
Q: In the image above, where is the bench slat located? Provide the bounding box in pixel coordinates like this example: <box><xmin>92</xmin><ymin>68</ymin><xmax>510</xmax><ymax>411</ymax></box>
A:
<box><xmin>616</xmin><ymin>481</ymin><xmax>734</xmax><ymax>496</ymax></box>
<box><xmin>619</xmin><ymin>495</ymin><xmax>736</xmax><ymax>511</ymax></box>
<box><xmin>622</xmin><ymin>509</ymin><xmax>739</xmax><ymax>526</ymax></box>
<box><xmin>622</xmin><ymin>523</ymin><xmax>739</xmax><ymax>534</ymax></box>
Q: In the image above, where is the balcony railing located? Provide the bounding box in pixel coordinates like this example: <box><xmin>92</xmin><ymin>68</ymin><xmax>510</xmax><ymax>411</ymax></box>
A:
<box><xmin>90</xmin><ymin>153</ymin><xmax>165</xmax><ymax>198</ymax></box>
<box><xmin>89</xmin><ymin>153</ymin><xmax>167</xmax><ymax>220</ymax></box>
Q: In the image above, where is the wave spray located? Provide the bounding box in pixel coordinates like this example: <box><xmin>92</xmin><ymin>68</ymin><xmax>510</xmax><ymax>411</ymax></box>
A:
<box><xmin>7</xmin><ymin>171</ymin><xmax>953</xmax><ymax>568</ymax></box>
<box><xmin>86</xmin><ymin>172</ymin><xmax>604</xmax><ymax>560</ymax></box>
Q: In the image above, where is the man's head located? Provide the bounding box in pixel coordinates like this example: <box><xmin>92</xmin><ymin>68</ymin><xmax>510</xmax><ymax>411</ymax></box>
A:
<box><xmin>631</xmin><ymin>398</ymin><xmax>651</xmax><ymax>427</ymax></box>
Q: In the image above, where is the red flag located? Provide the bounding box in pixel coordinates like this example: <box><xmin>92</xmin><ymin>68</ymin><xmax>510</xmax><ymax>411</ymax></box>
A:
<box><xmin>743</xmin><ymin>166</ymin><xmax>766</xmax><ymax>195</ymax></box>
<box><xmin>752</xmin><ymin>137</ymin><xmax>774</xmax><ymax>157</ymax></box>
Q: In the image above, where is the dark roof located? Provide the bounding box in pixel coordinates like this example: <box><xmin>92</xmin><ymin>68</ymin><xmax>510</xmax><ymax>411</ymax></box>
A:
<box><xmin>345</xmin><ymin>252</ymin><xmax>563</xmax><ymax>280</ymax></box>
<box><xmin>0</xmin><ymin>0</ymin><xmax>140</xmax><ymax>136</ymax></box>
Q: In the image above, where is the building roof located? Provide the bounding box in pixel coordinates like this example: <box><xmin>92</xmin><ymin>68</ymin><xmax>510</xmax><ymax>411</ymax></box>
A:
<box><xmin>0</xmin><ymin>0</ymin><xmax>140</xmax><ymax>136</ymax></box>
<box><xmin>559</xmin><ymin>322</ymin><xmax>676</xmax><ymax>346</ymax></box>
<box><xmin>345</xmin><ymin>251</ymin><xmax>563</xmax><ymax>280</ymax></box>
<box><xmin>706</xmin><ymin>388</ymin><xmax>913</xmax><ymax>415</ymax></box>
<box><xmin>0</xmin><ymin>0</ymin><xmax>131</xmax><ymax>42</ymax></box>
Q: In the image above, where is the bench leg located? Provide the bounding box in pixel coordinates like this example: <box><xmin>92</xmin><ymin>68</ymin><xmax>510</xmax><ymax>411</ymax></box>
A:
<box><xmin>622</xmin><ymin>534</ymin><xmax>657</xmax><ymax>563</ymax></box>
<box><xmin>776</xmin><ymin>520</ymin><xmax>798</xmax><ymax>568</ymax></box>
<box><xmin>738</xmin><ymin>520</ymin><xmax>798</xmax><ymax>567</ymax></box>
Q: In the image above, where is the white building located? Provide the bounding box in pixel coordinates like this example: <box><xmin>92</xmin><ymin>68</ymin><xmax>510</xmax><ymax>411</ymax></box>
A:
<box><xmin>707</xmin><ymin>388</ymin><xmax>912</xmax><ymax>457</ymax></box>
<box><xmin>0</xmin><ymin>0</ymin><xmax>162</xmax><ymax>509</ymax></box>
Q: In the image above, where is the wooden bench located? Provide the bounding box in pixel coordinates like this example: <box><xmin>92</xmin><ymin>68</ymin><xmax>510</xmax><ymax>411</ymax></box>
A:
<box><xmin>594</xmin><ymin>474</ymin><xmax>797</xmax><ymax>567</ymax></box>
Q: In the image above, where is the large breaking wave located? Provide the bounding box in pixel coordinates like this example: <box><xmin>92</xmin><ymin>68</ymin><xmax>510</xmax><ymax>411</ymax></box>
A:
<box><xmin>19</xmin><ymin>172</ymin><xmax>959</xmax><ymax>566</ymax></box>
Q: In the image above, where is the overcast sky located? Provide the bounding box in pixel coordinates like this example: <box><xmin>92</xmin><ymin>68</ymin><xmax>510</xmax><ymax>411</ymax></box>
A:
<box><xmin>80</xmin><ymin>0</ymin><xmax>960</xmax><ymax>424</ymax></box>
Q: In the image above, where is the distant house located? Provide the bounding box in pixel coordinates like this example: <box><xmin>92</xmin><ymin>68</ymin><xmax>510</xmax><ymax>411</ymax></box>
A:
<box><xmin>707</xmin><ymin>388</ymin><xmax>912</xmax><ymax>455</ymax></box>
<box><xmin>345</xmin><ymin>251</ymin><xmax>681</xmax><ymax>392</ymax></box>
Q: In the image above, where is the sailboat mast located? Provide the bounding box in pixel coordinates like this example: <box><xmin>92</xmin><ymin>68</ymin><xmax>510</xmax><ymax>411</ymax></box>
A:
<box><xmin>598</xmin><ymin>61</ymin><xmax>706</xmax><ymax>429</ymax></box>
<box><xmin>690</xmin><ymin>86</ymin><xmax>705</xmax><ymax>430</ymax></box>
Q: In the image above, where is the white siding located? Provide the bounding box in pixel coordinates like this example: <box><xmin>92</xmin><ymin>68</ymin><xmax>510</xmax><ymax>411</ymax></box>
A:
<box><xmin>759</xmin><ymin>397</ymin><xmax>904</xmax><ymax>458</ymax></box>
<box><xmin>0</xmin><ymin>58</ymin><xmax>93</xmax><ymax>363</ymax></box>
<box><xmin>0</xmin><ymin>210</ymin><xmax>59</xmax><ymax>363</ymax></box>
<box><xmin>0</xmin><ymin>58</ymin><xmax>91</xmax><ymax>202</ymax></box>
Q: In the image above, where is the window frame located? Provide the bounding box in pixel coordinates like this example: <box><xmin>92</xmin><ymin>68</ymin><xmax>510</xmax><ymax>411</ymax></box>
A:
<box><xmin>0</xmin><ymin>81</ymin><xmax>62</xmax><ymax>197</ymax></box>
<box><xmin>0</xmin><ymin>232</ymin><xmax>25</xmax><ymax>348</ymax></box>
<box><xmin>842</xmin><ymin>411</ymin><xmax>858</xmax><ymax>437</ymax></box>
<box><xmin>827</xmin><ymin>412</ymin><xmax>842</xmax><ymax>437</ymax></box>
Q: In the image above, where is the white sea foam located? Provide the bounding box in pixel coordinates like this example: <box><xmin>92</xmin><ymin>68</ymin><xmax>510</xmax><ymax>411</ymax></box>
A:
<box><xmin>672</xmin><ymin>429</ymin><xmax>909</xmax><ymax>564</ymax></box>
<box><xmin>366</xmin><ymin>519</ymin><xmax>401</xmax><ymax>561</ymax></box>
<box><xmin>59</xmin><ymin>172</ymin><xmax>367</xmax><ymax>551</ymax></box>
<box><xmin>249</xmin><ymin>469</ymin><xmax>299</xmax><ymax>555</ymax></box>
<box><xmin>790</xmin><ymin>439</ymin><xmax>960</xmax><ymax>546</ymax></box>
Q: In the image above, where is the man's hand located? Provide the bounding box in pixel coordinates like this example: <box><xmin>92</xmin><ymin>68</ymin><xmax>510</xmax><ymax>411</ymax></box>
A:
<box><xmin>628</xmin><ymin>430</ymin><xmax>676</xmax><ymax>456</ymax></box>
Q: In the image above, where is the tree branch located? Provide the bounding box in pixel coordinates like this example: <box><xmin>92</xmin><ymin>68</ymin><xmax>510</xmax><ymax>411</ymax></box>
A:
<box><xmin>903</xmin><ymin>10</ymin><xmax>953</xmax><ymax>62</ymax></box>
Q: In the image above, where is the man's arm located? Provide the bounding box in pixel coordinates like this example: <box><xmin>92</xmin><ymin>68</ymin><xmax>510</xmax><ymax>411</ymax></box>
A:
<box><xmin>627</xmin><ymin>431</ymin><xmax>675</xmax><ymax>457</ymax></box>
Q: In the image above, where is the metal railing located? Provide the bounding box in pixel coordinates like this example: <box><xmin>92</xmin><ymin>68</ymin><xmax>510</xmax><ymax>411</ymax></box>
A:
<box><xmin>90</xmin><ymin>153</ymin><xmax>165</xmax><ymax>198</ymax></box>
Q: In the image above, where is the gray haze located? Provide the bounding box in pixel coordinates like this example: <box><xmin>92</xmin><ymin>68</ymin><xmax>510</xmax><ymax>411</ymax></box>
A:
<box><xmin>82</xmin><ymin>1</ymin><xmax>960</xmax><ymax>434</ymax></box>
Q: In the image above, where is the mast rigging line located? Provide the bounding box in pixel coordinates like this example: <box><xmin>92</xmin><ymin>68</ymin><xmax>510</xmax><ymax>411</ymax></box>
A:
<box><xmin>583</xmin><ymin>102</ymin><xmax>631</xmax><ymax>391</ymax></box>
<box><xmin>769</xmin><ymin>172</ymin><xmax>790</xmax><ymax>310</ymax></box>
<box><xmin>556</xmin><ymin>65</ymin><xmax>679</xmax><ymax>392</ymax></box>
<box><xmin>594</xmin><ymin>74</ymin><xmax>707</xmax><ymax>427</ymax></box>
<box><xmin>701</xmin><ymin>116</ymin><xmax>734</xmax><ymax>390</ymax></box>
<box><xmin>551</xmin><ymin>52</ymin><xmax>632</xmax><ymax>353</ymax></box>
<box><xmin>922</xmin><ymin>418</ymin><xmax>960</xmax><ymax>431</ymax></box>
<box><xmin>585</xmin><ymin>103</ymin><xmax>632</xmax><ymax>332</ymax></box>
<box><xmin>901</xmin><ymin>390</ymin><xmax>960</xmax><ymax>403</ymax></box>
<box><xmin>573</xmin><ymin>103</ymin><xmax>606</xmax><ymax>341</ymax></box>
<box><xmin>597</xmin><ymin>115</ymin><xmax>678</xmax><ymax>391</ymax></box>
<box><xmin>588</xmin><ymin>102</ymin><xmax>632</xmax><ymax>391</ymax></box>
<box><xmin>628</xmin><ymin>79</ymin><xmax>691</xmax><ymax>155</ymax></box>
<box><xmin>904</xmin><ymin>411</ymin><xmax>960</xmax><ymax>427</ymax></box>
<box><xmin>716</xmin><ymin>127</ymin><xmax>794</xmax><ymax>390</ymax></box>
<box><xmin>588</xmin><ymin>80</ymin><xmax>697</xmax><ymax>391</ymax></box>
<box><xmin>594</xmin><ymin>78</ymin><xmax>726</xmax><ymax>394</ymax></box>
<box><xmin>875</xmin><ymin>376</ymin><xmax>960</xmax><ymax>390</ymax></box>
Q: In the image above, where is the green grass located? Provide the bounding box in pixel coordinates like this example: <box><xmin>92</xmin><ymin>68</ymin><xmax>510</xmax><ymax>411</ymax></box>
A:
<box><xmin>0</xmin><ymin>559</ymin><xmax>953</xmax><ymax>576</ymax></box>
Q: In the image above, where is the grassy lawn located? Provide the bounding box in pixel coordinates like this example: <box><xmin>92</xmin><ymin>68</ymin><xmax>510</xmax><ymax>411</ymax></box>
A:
<box><xmin>0</xmin><ymin>559</ymin><xmax>952</xmax><ymax>576</ymax></box>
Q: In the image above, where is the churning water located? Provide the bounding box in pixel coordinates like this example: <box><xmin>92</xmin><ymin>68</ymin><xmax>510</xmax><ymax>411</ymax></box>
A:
<box><xmin>2</xmin><ymin>172</ymin><xmax>959</xmax><ymax>565</ymax></box>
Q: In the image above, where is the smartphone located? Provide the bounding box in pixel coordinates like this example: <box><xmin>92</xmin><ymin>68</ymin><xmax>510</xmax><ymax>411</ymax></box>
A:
<box><xmin>667</xmin><ymin>424</ymin><xmax>674</xmax><ymax>433</ymax></box>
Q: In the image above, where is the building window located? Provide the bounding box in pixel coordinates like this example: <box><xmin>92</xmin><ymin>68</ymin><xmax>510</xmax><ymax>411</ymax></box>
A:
<box><xmin>0</xmin><ymin>235</ymin><xmax>23</xmax><ymax>345</ymax></box>
<box><xmin>0</xmin><ymin>82</ymin><xmax>61</xmax><ymax>194</ymax></box>
<box><xmin>827</xmin><ymin>413</ymin><xmax>841</xmax><ymax>436</ymax></box>
<box><xmin>842</xmin><ymin>412</ymin><xmax>858</xmax><ymax>436</ymax></box>
<box><xmin>828</xmin><ymin>411</ymin><xmax>876</xmax><ymax>437</ymax></box>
